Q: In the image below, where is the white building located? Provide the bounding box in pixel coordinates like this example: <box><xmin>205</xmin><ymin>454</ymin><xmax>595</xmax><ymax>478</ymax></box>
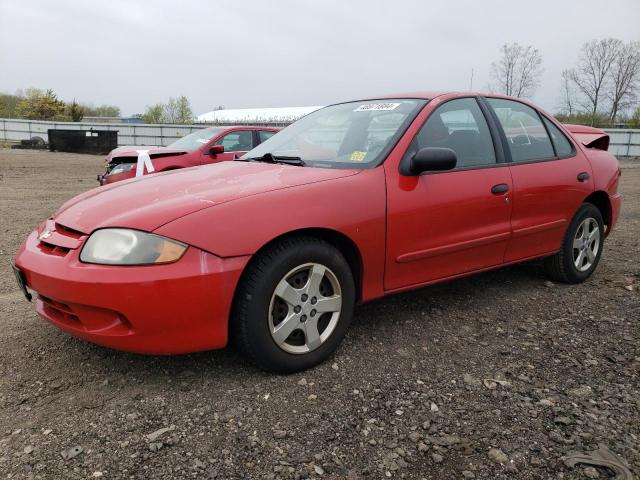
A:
<box><xmin>196</xmin><ymin>106</ymin><xmax>322</xmax><ymax>124</ymax></box>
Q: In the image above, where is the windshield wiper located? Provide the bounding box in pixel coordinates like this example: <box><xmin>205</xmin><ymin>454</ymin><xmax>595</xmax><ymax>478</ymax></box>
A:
<box><xmin>239</xmin><ymin>153</ymin><xmax>306</xmax><ymax>166</ymax></box>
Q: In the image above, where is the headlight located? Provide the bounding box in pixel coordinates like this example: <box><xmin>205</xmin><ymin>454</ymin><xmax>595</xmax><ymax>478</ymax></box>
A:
<box><xmin>80</xmin><ymin>229</ymin><xmax>187</xmax><ymax>265</ymax></box>
<box><xmin>108</xmin><ymin>163</ymin><xmax>135</xmax><ymax>175</ymax></box>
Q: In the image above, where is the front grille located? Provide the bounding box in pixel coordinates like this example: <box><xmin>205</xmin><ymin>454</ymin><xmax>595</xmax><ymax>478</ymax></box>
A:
<box><xmin>38</xmin><ymin>241</ymin><xmax>71</xmax><ymax>257</ymax></box>
<box><xmin>55</xmin><ymin>222</ymin><xmax>84</xmax><ymax>238</ymax></box>
<box><xmin>37</xmin><ymin>220</ymin><xmax>87</xmax><ymax>256</ymax></box>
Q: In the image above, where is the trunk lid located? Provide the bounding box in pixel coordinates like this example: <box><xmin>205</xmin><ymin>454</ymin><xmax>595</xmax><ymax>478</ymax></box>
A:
<box><xmin>563</xmin><ymin>124</ymin><xmax>610</xmax><ymax>151</ymax></box>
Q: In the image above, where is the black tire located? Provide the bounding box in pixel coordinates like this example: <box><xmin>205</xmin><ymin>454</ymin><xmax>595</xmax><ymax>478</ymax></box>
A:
<box><xmin>231</xmin><ymin>236</ymin><xmax>355</xmax><ymax>373</ymax></box>
<box><xmin>544</xmin><ymin>203</ymin><xmax>604</xmax><ymax>284</ymax></box>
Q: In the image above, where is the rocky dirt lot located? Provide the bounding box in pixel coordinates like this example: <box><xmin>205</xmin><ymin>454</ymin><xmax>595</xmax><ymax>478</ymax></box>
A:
<box><xmin>0</xmin><ymin>150</ymin><xmax>638</xmax><ymax>480</ymax></box>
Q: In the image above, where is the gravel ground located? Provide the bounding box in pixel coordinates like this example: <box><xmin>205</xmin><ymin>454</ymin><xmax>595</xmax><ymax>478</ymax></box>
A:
<box><xmin>0</xmin><ymin>150</ymin><xmax>638</xmax><ymax>480</ymax></box>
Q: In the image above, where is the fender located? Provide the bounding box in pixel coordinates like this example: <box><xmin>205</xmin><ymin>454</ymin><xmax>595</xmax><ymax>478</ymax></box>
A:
<box><xmin>154</xmin><ymin>168</ymin><xmax>388</xmax><ymax>301</ymax></box>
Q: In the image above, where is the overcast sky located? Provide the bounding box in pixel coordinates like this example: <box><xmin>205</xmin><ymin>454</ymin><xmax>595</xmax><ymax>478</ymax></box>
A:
<box><xmin>1</xmin><ymin>0</ymin><xmax>639</xmax><ymax>116</ymax></box>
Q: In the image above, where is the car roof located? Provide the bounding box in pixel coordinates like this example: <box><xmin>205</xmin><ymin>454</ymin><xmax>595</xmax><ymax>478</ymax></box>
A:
<box><xmin>354</xmin><ymin>91</ymin><xmax>539</xmax><ymax>102</ymax></box>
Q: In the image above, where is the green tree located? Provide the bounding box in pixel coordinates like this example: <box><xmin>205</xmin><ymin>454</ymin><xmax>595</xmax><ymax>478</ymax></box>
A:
<box><xmin>162</xmin><ymin>96</ymin><xmax>193</xmax><ymax>124</ymax></box>
<box><xmin>143</xmin><ymin>97</ymin><xmax>194</xmax><ymax>124</ymax></box>
<box><xmin>175</xmin><ymin>96</ymin><xmax>193</xmax><ymax>124</ymax></box>
<box><xmin>94</xmin><ymin>104</ymin><xmax>121</xmax><ymax>117</ymax></box>
<box><xmin>629</xmin><ymin>106</ymin><xmax>640</xmax><ymax>128</ymax></box>
<box><xmin>15</xmin><ymin>88</ymin><xmax>66</xmax><ymax>120</ymax></box>
<box><xmin>143</xmin><ymin>103</ymin><xmax>164</xmax><ymax>123</ymax></box>
<box><xmin>66</xmin><ymin>99</ymin><xmax>85</xmax><ymax>122</ymax></box>
<box><xmin>554</xmin><ymin>111</ymin><xmax>611</xmax><ymax>127</ymax></box>
<box><xmin>0</xmin><ymin>92</ymin><xmax>21</xmax><ymax>118</ymax></box>
<box><xmin>81</xmin><ymin>103</ymin><xmax>121</xmax><ymax>118</ymax></box>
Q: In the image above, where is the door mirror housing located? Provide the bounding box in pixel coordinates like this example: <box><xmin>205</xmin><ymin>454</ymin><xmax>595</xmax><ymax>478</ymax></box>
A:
<box><xmin>400</xmin><ymin>147</ymin><xmax>457</xmax><ymax>175</ymax></box>
<box><xmin>208</xmin><ymin>145</ymin><xmax>225</xmax><ymax>156</ymax></box>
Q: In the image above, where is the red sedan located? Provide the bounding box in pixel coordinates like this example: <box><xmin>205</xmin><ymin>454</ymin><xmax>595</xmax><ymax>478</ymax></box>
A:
<box><xmin>14</xmin><ymin>92</ymin><xmax>622</xmax><ymax>372</ymax></box>
<box><xmin>98</xmin><ymin>126</ymin><xmax>279</xmax><ymax>185</ymax></box>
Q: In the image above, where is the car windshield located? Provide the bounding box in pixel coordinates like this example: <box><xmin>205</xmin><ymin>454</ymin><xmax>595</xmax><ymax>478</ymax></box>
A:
<box><xmin>241</xmin><ymin>99</ymin><xmax>427</xmax><ymax>169</ymax></box>
<box><xmin>168</xmin><ymin>128</ymin><xmax>225</xmax><ymax>151</ymax></box>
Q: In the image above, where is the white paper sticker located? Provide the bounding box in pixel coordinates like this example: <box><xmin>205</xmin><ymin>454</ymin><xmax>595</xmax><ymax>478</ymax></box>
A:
<box><xmin>354</xmin><ymin>103</ymin><xmax>400</xmax><ymax>112</ymax></box>
<box><xmin>135</xmin><ymin>150</ymin><xmax>155</xmax><ymax>177</ymax></box>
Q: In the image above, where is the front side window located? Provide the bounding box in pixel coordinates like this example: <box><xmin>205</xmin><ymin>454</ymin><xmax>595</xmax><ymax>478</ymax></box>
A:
<box><xmin>405</xmin><ymin>97</ymin><xmax>497</xmax><ymax>168</ymax></box>
<box><xmin>487</xmin><ymin>98</ymin><xmax>555</xmax><ymax>162</ymax></box>
<box><xmin>168</xmin><ymin>127</ymin><xmax>224</xmax><ymax>151</ymax></box>
<box><xmin>215</xmin><ymin>130</ymin><xmax>254</xmax><ymax>152</ymax></box>
<box><xmin>241</xmin><ymin>99</ymin><xmax>426</xmax><ymax>169</ymax></box>
<box><xmin>542</xmin><ymin>117</ymin><xmax>574</xmax><ymax>157</ymax></box>
<box><xmin>258</xmin><ymin>130</ymin><xmax>276</xmax><ymax>144</ymax></box>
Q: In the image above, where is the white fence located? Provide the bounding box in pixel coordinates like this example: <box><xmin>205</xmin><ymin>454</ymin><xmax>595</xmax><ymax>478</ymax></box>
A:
<box><xmin>607</xmin><ymin>129</ymin><xmax>640</xmax><ymax>157</ymax></box>
<box><xmin>1</xmin><ymin>117</ymin><xmax>639</xmax><ymax>155</ymax></box>
<box><xmin>0</xmin><ymin>118</ymin><xmax>206</xmax><ymax>147</ymax></box>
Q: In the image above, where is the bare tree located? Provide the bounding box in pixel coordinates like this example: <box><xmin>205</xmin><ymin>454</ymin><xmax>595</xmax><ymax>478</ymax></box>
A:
<box><xmin>566</xmin><ymin>38</ymin><xmax>621</xmax><ymax>125</ymax></box>
<box><xmin>490</xmin><ymin>43</ymin><xmax>543</xmax><ymax>98</ymax></box>
<box><xmin>607</xmin><ymin>41</ymin><xmax>640</xmax><ymax>123</ymax></box>
<box><xmin>163</xmin><ymin>97</ymin><xmax>179</xmax><ymax>124</ymax></box>
<box><xmin>559</xmin><ymin>69</ymin><xmax>576</xmax><ymax>116</ymax></box>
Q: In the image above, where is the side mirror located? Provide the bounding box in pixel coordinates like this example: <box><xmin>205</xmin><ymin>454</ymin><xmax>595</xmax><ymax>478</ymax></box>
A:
<box><xmin>208</xmin><ymin>145</ymin><xmax>225</xmax><ymax>156</ymax></box>
<box><xmin>400</xmin><ymin>147</ymin><xmax>457</xmax><ymax>175</ymax></box>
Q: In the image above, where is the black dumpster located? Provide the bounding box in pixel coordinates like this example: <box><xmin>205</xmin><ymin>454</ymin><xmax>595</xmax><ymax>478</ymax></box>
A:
<box><xmin>48</xmin><ymin>129</ymin><xmax>118</xmax><ymax>155</ymax></box>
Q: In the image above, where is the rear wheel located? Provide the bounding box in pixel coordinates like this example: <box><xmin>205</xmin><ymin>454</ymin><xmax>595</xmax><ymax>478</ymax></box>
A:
<box><xmin>544</xmin><ymin>203</ymin><xmax>604</xmax><ymax>284</ymax></box>
<box><xmin>232</xmin><ymin>236</ymin><xmax>355</xmax><ymax>373</ymax></box>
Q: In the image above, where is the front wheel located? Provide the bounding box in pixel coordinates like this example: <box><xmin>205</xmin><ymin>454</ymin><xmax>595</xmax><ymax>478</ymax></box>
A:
<box><xmin>544</xmin><ymin>203</ymin><xmax>604</xmax><ymax>284</ymax></box>
<box><xmin>232</xmin><ymin>236</ymin><xmax>355</xmax><ymax>373</ymax></box>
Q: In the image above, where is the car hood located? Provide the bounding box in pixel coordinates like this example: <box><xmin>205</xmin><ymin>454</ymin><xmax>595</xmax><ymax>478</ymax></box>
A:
<box><xmin>54</xmin><ymin>162</ymin><xmax>360</xmax><ymax>234</ymax></box>
<box><xmin>105</xmin><ymin>146</ymin><xmax>189</xmax><ymax>162</ymax></box>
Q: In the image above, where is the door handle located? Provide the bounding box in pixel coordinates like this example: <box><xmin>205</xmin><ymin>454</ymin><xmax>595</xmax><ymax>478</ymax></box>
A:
<box><xmin>577</xmin><ymin>172</ymin><xmax>590</xmax><ymax>182</ymax></box>
<box><xmin>491</xmin><ymin>183</ymin><xmax>509</xmax><ymax>194</ymax></box>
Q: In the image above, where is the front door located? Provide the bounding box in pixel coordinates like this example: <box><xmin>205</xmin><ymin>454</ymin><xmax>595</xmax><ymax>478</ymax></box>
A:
<box><xmin>385</xmin><ymin>97</ymin><xmax>513</xmax><ymax>291</ymax></box>
<box><xmin>209</xmin><ymin>130</ymin><xmax>256</xmax><ymax>162</ymax></box>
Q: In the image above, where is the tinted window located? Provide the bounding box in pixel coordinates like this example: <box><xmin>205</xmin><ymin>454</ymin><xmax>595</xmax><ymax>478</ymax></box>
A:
<box><xmin>215</xmin><ymin>130</ymin><xmax>254</xmax><ymax>151</ymax></box>
<box><xmin>487</xmin><ymin>98</ymin><xmax>554</xmax><ymax>162</ymax></box>
<box><xmin>406</xmin><ymin>98</ymin><xmax>496</xmax><ymax>168</ymax></box>
<box><xmin>258</xmin><ymin>130</ymin><xmax>276</xmax><ymax>144</ymax></box>
<box><xmin>542</xmin><ymin>117</ymin><xmax>574</xmax><ymax>157</ymax></box>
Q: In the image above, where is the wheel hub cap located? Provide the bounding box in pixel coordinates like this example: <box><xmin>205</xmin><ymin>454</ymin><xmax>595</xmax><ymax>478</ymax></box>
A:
<box><xmin>572</xmin><ymin>217</ymin><xmax>600</xmax><ymax>272</ymax></box>
<box><xmin>268</xmin><ymin>263</ymin><xmax>342</xmax><ymax>354</ymax></box>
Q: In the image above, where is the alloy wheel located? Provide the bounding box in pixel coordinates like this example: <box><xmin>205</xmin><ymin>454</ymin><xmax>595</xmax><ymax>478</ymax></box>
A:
<box><xmin>268</xmin><ymin>263</ymin><xmax>342</xmax><ymax>354</ymax></box>
<box><xmin>572</xmin><ymin>217</ymin><xmax>600</xmax><ymax>272</ymax></box>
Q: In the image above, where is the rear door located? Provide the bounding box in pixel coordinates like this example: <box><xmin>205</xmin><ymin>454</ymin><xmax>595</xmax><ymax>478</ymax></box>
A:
<box><xmin>384</xmin><ymin>97</ymin><xmax>513</xmax><ymax>290</ymax></box>
<box><xmin>483</xmin><ymin>97</ymin><xmax>593</xmax><ymax>262</ymax></box>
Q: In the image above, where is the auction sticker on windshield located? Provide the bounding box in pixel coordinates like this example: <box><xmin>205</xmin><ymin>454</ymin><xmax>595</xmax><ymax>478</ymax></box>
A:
<box><xmin>354</xmin><ymin>103</ymin><xmax>400</xmax><ymax>112</ymax></box>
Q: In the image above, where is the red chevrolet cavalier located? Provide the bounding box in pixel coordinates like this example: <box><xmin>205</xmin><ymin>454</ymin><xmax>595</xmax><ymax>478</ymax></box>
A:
<box><xmin>98</xmin><ymin>126</ymin><xmax>279</xmax><ymax>185</ymax></box>
<box><xmin>14</xmin><ymin>93</ymin><xmax>622</xmax><ymax>372</ymax></box>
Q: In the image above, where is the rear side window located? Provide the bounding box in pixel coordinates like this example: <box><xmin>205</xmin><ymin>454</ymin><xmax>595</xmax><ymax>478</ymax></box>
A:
<box><xmin>258</xmin><ymin>130</ymin><xmax>276</xmax><ymax>144</ymax></box>
<box><xmin>542</xmin><ymin>117</ymin><xmax>574</xmax><ymax>157</ymax></box>
<box><xmin>487</xmin><ymin>98</ymin><xmax>555</xmax><ymax>162</ymax></box>
<box><xmin>405</xmin><ymin>97</ymin><xmax>497</xmax><ymax>168</ymax></box>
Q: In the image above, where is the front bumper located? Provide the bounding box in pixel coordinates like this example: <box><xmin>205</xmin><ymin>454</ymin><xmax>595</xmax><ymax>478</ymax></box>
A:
<box><xmin>608</xmin><ymin>192</ymin><xmax>622</xmax><ymax>235</ymax></box>
<box><xmin>14</xmin><ymin>230</ymin><xmax>249</xmax><ymax>354</ymax></box>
